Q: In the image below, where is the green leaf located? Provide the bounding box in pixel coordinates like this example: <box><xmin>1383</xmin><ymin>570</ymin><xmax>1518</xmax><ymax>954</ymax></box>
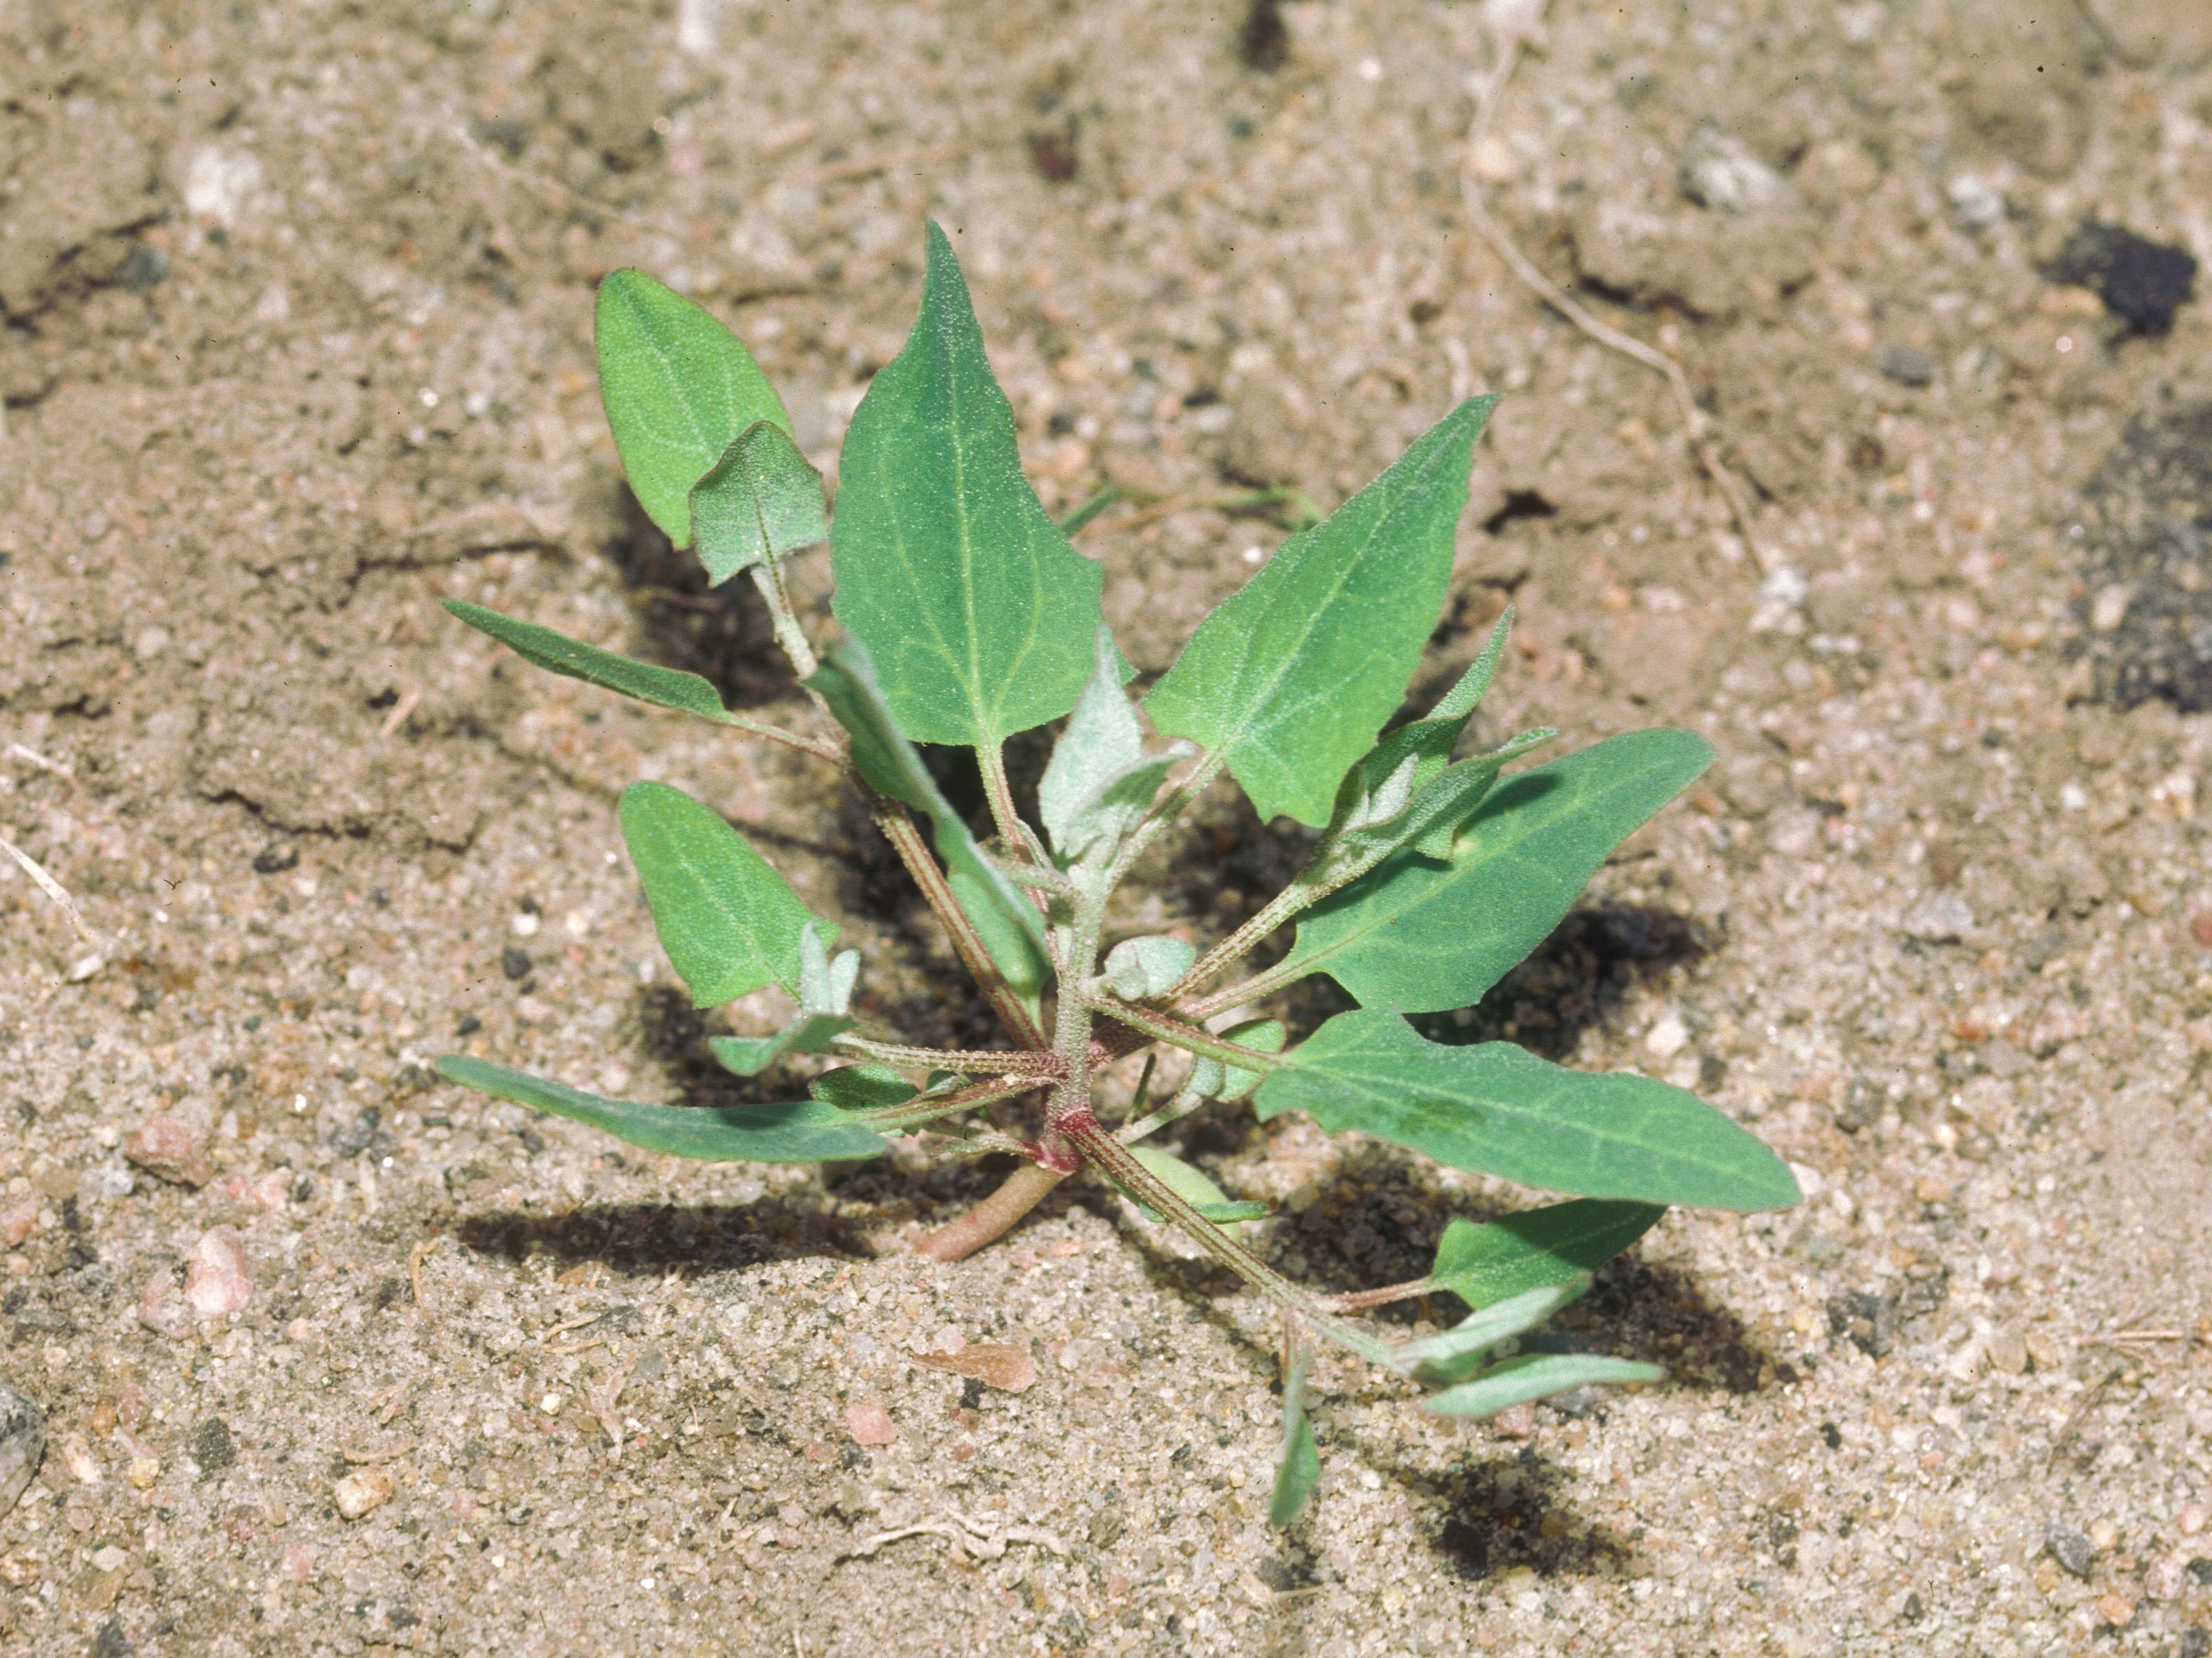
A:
<box><xmin>445</xmin><ymin>601</ymin><xmax>730</xmax><ymax>722</ymax></box>
<box><xmin>436</xmin><ymin>1056</ymin><xmax>884</xmax><ymax>1163</ymax></box>
<box><xmin>617</xmin><ymin>783</ymin><xmax>830</xmax><ymax>1007</ymax></box>
<box><xmin>948</xmin><ymin>866</ymin><xmax>1049</xmax><ymax>1024</ymax></box>
<box><xmin>1311</xmin><ymin>728</ymin><xmax>1556</xmax><ymax>893</ymax></box>
<box><xmin>1385</xmin><ymin>1283</ymin><xmax>1584</xmax><ymax>1387</ymax></box>
<box><xmin>1144</xmin><ymin>397</ymin><xmax>1495</xmax><ymax>826</ymax></box>
<box><xmin>828</xmin><ymin>222</ymin><xmax>1103</xmax><ymax>744</ymax></box>
<box><xmin>1430</xmin><ymin>1200</ymin><xmax>1665</xmax><ymax>1310</ymax></box>
<box><xmin>1185</xmin><ymin>1017</ymin><xmax>1286</xmax><ymax>1103</ymax></box>
<box><xmin>1280</xmin><ymin>729</ymin><xmax>1715</xmax><ymax>1013</ymax></box>
<box><xmin>710</xmin><ymin>1017</ymin><xmax>852</xmax><ymax>1077</ymax></box>
<box><xmin>595</xmin><ymin>270</ymin><xmax>790</xmax><ymax>549</ymax></box>
<box><xmin>794</xmin><ymin>925</ymin><xmax>860</xmax><ymax>1016</ymax></box>
<box><xmin>1103</xmin><ymin>935</ymin><xmax>1195</xmax><ymax>1000</ymax></box>
<box><xmin>688</xmin><ymin>420</ymin><xmax>828</xmax><ymax>586</ymax></box>
<box><xmin>1268</xmin><ymin>1357</ymin><xmax>1321</xmax><ymax>1528</ymax></box>
<box><xmin>809</xmin><ymin>1065</ymin><xmax>918</xmax><ymax>1112</ymax></box>
<box><xmin>1323</xmin><ymin>607</ymin><xmax>1518</xmax><ymax>842</ymax></box>
<box><xmin>1255</xmin><ymin>1011</ymin><xmax>1801</xmax><ymax>1211</ymax></box>
<box><xmin>807</xmin><ymin>642</ymin><xmax>1050</xmax><ymax>961</ymax></box>
<box><xmin>1423</xmin><ymin>1353</ymin><xmax>1662</xmax><ymax>1419</ymax></box>
<box><xmin>1038</xmin><ymin>628</ymin><xmax>1186</xmax><ymax>866</ymax></box>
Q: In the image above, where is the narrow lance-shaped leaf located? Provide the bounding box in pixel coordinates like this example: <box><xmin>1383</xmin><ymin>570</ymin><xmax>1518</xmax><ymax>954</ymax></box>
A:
<box><xmin>807</xmin><ymin>642</ymin><xmax>1052</xmax><ymax>997</ymax></box>
<box><xmin>830</xmin><ymin>222</ymin><xmax>1103</xmax><ymax>744</ymax></box>
<box><xmin>1255</xmin><ymin>1011</ymin><xmax>1801</xmax><ymax>1211</ymax></box>
<box><xmin>1268</xmin><ymin>1357</ymin><xmax>1321</xmax><ymax>1528</ymax></box>
<box><xmin>596</xmin><ymin>269</ymin><xmax>791</xmax><ymax>549</ymax></box>
<box><xmin>1145</xmin><ymin>397</ymin><xmax>1496</xmax><ymax>826</ymax></box>
<box><xmin>619</xmin><ymin>783</ymin><xmax>832</xmax><ymax>1007</ymax></box>
<box><xmin>1387</xmin><ymin>1283</ymin><xmax>1585</xmax><ymax>1387</ymax></box>
<box><xmin>689</xmin><ymin>420</ymin><xmax>829</xmax><ymax>586</ymax></box>
<box><xmin>1125</xmin><ymin>1145</ymin><xmax>1254</xmax><ymax>1232</ymax></box>
<box><xmin>445</xmin><ymin>601</ymin><xmax>730</xmax><ymax>723</ymax></box>
<box><xmin>1430</xmin><ymin>1199</ymin><xmax>1665</xmax><ymax>1310</ymax></box>
<box><xmin>1423</xmin><ymin>1353</ymin><xmax>1662</xmax><ymax>1419</ymax></box>
<box><xmin>711</xmin><ymin>1016</ymin><xmax>851</xmax><ymax>1078</ymax></box>
<box><xmin>436</xmin><ymin>1057</ymin><xmax>884</xmax><ymax>1163</ymax></box>
<box><xmin>1280</xmin><ymin>729</ymin><xmax>1715</xmax><ymax>1013</ymax></box>
<box><xmin>1309</xmin><ymin>728</ymin><xmax>1557</xmax><ymax>894</ymax></box>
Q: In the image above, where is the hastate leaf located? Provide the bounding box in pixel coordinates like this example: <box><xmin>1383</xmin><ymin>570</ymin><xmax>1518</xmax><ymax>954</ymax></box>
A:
<box><xmin>445</xmin><ymin>601</ymin><xmax>729</xmax><ymax>722</ymax></box>
<box><xmin>1280</xmin><ymin>729</ymin><xmax>1714</xmax><ymax>1013</ymax></box>
<box><xmin>829</xmin><ymin>222</ymin><xmax>1103</xmax><ymax>744</ymax></box>
<box><xmin>1430</xmin><ymin>1200</ymin><xmax>1665</xmax><ymax>1310</ymax></box>
<box><xmin>595</xmin><ymin>269</ymin><xmax>790</xmax><ymax>549</ymax></box>
<box><xmin>1144</xmin><ymin>397</ymin><xmax>1495</xmax><ymax>826</ymax></box>
<box><xmin>618</xmin><ymin>782</ymin><xmax>831</xmax><ymax>1007</ymax></box>
<box><xmin>1255</xmin><ymin>1011</ymin><xmax>1801</xmax><ymax>1211</ymax></box>
<box><xmin>689</xmin><ymin>420</ymin><xmax>829</xmax><ymax>586</ymax></box>
<box><xmin>436</xmin><ymin>1057</ymin><xmax>884</xmax><ymax>1163</ymax></box>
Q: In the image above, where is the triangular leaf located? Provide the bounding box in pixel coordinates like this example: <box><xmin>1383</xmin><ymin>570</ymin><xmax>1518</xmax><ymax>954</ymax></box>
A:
<box><xmin>1144</xmin><ymin>397</ymin><xmax>1495</xmax><ymax>826</ymax></box>
<box><xmin>689</xmin><ymin>420</ymin><xmax>829</xmax><ymax>585</ymax></box>
<box><xmin>1280</xmin><ymin>730</ymin><xmax>1714</xmax><ymax>1013</ymax></box>
<box><xmin>595</xmin><ymin>270</ymin><xmax>790</xmax><ymax>549</ymax></box>
<box><xmin>1430</xmin><ymin>1200</ymin><xmax>1665</xmax><ymax>1310</ymax></box>
<box><xmin>619</xmin><ymin>783</ymin><xmax>832</xmax><ymax>1006</ymax></box>
<box><xmin>1268</xmin><ymin>1357</ymin><xmax>1321</xmax><ymax>1528</ymax></box>
<box><xmin>445</xmin><ymin>601</ymin><xmax>729</xmax><ymax>722</ymax></box>
<box><xmin>436</xmin><ymin>1057</ymin><xmax>884</xmax><ymax>1163</ymax></box>
<box><xmin>1423</xmin><ymin>1353</ymin><xmax>1662</xmax><ymax>1419</ymax></box>
<box><xmin>828</xmin><ymin>222</ymin><xmax>1103</xmax><ymax>744</ymax></box>
<box><xmin>1255</xmin><ymin>1011</ymin><xmax>1801</xmax><ymax>1211</ymax></box>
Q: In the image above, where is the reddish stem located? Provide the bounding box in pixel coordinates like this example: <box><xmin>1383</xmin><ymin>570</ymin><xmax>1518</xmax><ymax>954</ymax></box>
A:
<box><xmin>913</xmin><ymin>1161</ymin><xmax>1068</xmax><ymax>1262</ymax></box>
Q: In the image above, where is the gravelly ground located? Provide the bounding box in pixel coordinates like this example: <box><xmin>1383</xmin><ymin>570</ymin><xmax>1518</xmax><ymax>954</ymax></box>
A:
<box><xmin>3</xmin><ymin>2</ymin><xmax>2210</xmax><ymax>1655</ymax></box>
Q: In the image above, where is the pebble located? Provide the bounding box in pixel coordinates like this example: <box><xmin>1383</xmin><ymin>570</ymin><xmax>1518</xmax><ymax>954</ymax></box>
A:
<box><xmin>123</xmin><ymin>1113</ymin><xmax>214</xmax><ymax>1188</ymax></box>
<box><xmin>137</xmin><ymin>1271</ymin><xmax>192</xmax><ymax>1339</ymax></box>
<box><xmin>1901</xmin><ymin>894</ymin><xmax>1975</xmax><ymax>943</ymax></box>
<box><xmin>0</xmin><ymin>1378</ymin><xmax>46</xmax><ymax>1519</ymax></box>
<box><xmin>182</xmin><ymin>1228</ymin><xmax>252</xmax><ymax>1322</ymax></box>
<box><xmin>0</xmin><ymin>1201</ymin><xmax>35</xmax><ymax>1247</ymax></box>
<box><xmin>844</xmin><ymin>1401</ymin><xmax>898</xmax><ymax>1446</ymax></box>
<box><xmin>2046</xmin><ymin>1525</ymin><xmax>2096</xmax><ymax>1579</ymax></box>
<box><xmin>333</xmin><ymin>1466</ymin><xmax>395</xmax><ymax>1520</ymax></box>
<box><xmin>1985</xmin><ymin>1326</ymin><xmax>2027</xmax><ymax>1375</ymax></box>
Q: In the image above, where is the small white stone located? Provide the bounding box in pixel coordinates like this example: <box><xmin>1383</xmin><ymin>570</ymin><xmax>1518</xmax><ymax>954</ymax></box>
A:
<box><xmin>1643</xmin><ymin>1014</ymin><xmax>1690</xmax><ymax>1059</ymax></box>
<box><xmin>334</xmin><ymin>1467</ymin><xmax>395</xmax><ymax>1521</ymax></box>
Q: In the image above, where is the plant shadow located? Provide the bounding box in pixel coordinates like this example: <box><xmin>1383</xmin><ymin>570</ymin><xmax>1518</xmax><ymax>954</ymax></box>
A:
<box><xmin>1413</xmin><ymin>901</ymin><xmax>1715</xmax><ymax>1061</ymax></box>
<box><xmin>454</xmin><ymin>1198</ymin><xmax>872</xmax><ymax>1279</ymax></box>
<box><xmin>1389</xmin><ymin>1446</ymin><xmax>1638</xmax><ymax>1582</ymax></box>
<box><xmin>599</xmin><ymin>491</ymin><xmax>795</xmax><ymax>712</ymax></box>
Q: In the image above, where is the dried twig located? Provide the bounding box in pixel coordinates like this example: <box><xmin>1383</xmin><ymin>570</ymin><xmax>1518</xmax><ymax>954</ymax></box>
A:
<box><xmin>837</xmin><ymin>1510</ymin><xmax>1070</xmax><ymax>1564</ymax></box>
<box><xmin>6</xmin><ymin>742</ymin><xmax>74</xmax><ymax>782</ymax></box>
<box><xmin>1</xmin><ymin>834</ymin><xmax>96</xmax><ymax>943</ymax></box>
<box><xmin>794</xmin><ymin>142</ymin><xmax>964</xmax><ymax>185</ymax></box>
<box><xmin>587</xmin><ymin>1350</ymin><xmax>640</xmax><ymax>1460</ymax></box>
<box><xmin>1460</xmin><ymin>3</ymin><xmax>1772</xmax><ymax>572</ymax></box>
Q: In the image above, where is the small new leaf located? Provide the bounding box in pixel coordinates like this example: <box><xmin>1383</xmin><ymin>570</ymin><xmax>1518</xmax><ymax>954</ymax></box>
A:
<box><xmin>1324</xmin><ymin>608</ymin><xmax>1517</xmax><ymax>839</ymax></box>
<box><xmin>437</xmin><ymin>1057</ymin><xmax>884</xmax><ymax>1163</ymax></box>
<box><xmin>596</xmin><ymin>269</ymin><xmax>790</xmax><ymax>548</ymax></box>
<box><xmin>1430</xmin><ymin>1200</ymin><xmax>1665</xmax><ymax>1310</ymax></box>
<box><xmin>1185</xmin><ymin>1018</ymin><xmax>1286</xmax><ymax>1103</ymax></box>
<box><xmin>829</xmin><ymin>223</ymin><xmax>1103</xmax><ymax>744</ymax></box>
<box><xmin>794</xmin><ymin>925</ymin><xmax>861</xmax><ymax>1017</ymax></box>
<box><xmin>711</xmin><ymin>1017</ymin><xmax>853</xmax><ymax>1077</ymax></box>
<box><xmin>445</xmin><ymin>601</ymin><xmax>729</xmax><ymax>723</ymax></box>
<box><xmin>1268</xmin><ymin>1357</ymin><xmax>1321</xmax><ymax>1528</ymax></box>
<box><xmin>807</xmin><ymin>641</ymin><xmax>1050</xmax><ymax>959</ymax></box>
<box><xmin>1423</xmin><ymin>1353</ymin><xmax>1662</xmax><ymax>1419</ymax></box>
<box><xmin>1255</xmin><ymin>1011</ymin><xmax>1801</xmax><ymax>1212</ymax></box>
<box><xmin>689</xmin><ymin>420</ymin><xmax>829</xmax><ymax>586</ymax></box>
<box><xmin>1102</xmin><ymin>935</ymin><xmax>1196</xmax><ymax>1000</ymax></box>
<box><xmin>1038</xmin><ymin>628</ymin><xmax>1186</xmax><ymax>866</ymax></box>
<box><xmin>809</xmin><ymin>1065</ymin><xmax>919</xmax><ymax>1113</ymax></box>
<box><xmin>1144</xmin><ymin>397</ymin><xmax>1495</xmax><ymax>826</ymax></box>
<box><xmin>619</xmin><ymin>783</ymin><xmax>832</xmax><ymax>1007</ymax></box>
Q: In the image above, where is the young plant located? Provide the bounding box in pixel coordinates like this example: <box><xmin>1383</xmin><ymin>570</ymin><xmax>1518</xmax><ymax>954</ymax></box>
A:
<box><xmin>437</xmin><ymin>226</ymin><xmax>1799</xmax><ymax>1523</ymax></box>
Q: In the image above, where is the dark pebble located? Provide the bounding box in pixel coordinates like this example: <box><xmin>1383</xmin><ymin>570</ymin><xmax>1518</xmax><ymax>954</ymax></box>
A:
<box><xmin>2045</xmin><ymin>220</ymin><xmax>2197</xmax><ymax>334</ymax></box>
<box><xmin>2044</xmin><ymin>1525</ymin><xmax>2094</xmax><ymax>1579</ymax></box>
<box><xmin>1876</xmin><ymin>344</ymin><xmax>1937</xmax><ymax>387</ymax></box>
<box><xmin>501</xmin><ymin>947</ymin><xmax>533</xmax><ymax>982</ymax></box>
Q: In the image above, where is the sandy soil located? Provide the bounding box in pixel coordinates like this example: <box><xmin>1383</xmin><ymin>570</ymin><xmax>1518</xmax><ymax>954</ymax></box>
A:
<box><xmin>3</xmin><ymin>2</ymin><xmax>2211</xmax><ymax>1654</ymax></box>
